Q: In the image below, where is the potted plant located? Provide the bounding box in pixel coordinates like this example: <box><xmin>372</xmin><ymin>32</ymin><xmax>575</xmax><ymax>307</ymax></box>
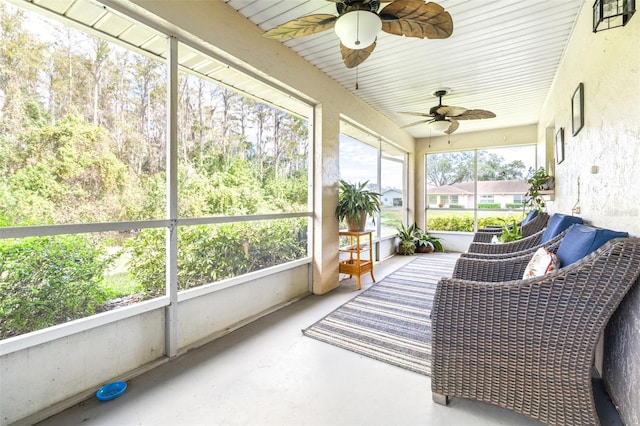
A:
<box><xmin>525</xmin><ymin>167</ymin><xmax>553</xmax><ymax>213</ymax></box>
<box><xmin>415</xmin><ymin>229</ymin><xmax>444</xmax><ymax>253</ymax></box>
<box><xmin>498</xmin><ymin>217</ymin><xmax>523</xmax><ymax>242</ymax></box>
<box><xmin>335</xmin><ymin>179</ymin><xmax>380</xmax><ymax>232</ymax></box>
<box><xmin>396</xmin><ymin>222</ymin><xmax>418</xmax><ymax>255</ymax></box>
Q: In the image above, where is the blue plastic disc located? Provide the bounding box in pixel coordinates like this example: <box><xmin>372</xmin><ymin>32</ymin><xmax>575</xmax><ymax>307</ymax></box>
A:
<box><xmin>96</xmin><ymin>381</ymin><xmax>127</xmax><ymax>401</ymax></box>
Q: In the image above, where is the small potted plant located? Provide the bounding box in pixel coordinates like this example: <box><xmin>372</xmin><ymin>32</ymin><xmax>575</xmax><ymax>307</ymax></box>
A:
<box><xmin>335</xmin><ymin>180</ymin><xmax>381</xmax><ymax>232</ymax></box>
<box><xmin>525</xmin><ymin>168</ymin><xmax>553</xmax><ymax>213</ymax></box>
<box><xmin>396</xmin><ymin>222</ymin><xmax>418</xmax><ymax>255</ymax></box>
<box><xmin>498</xmin><ymin>217</ymin><xmax>523</xmax><ymax>242</ymax></box>
<box><xmin>415</xmin><ymin>230</ymin><xmax>444</xmax><ymax>253</ymax></box>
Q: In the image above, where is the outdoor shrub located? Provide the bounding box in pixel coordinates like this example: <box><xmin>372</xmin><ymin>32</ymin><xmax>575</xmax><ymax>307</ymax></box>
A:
<box><xmin>478</xmin><ymin>203</ymin><xmax>500</xmax><ymax>209</ymax></box>
<box><xmin>0</xmin><ymin>235</ymin><xmax>111</xmax><ymax>338</ymax></box>
<box><xmin>127</xmin><ymin>219</ymin><xmax>308</xmax><ymax>297</ymax></box>
<box><xmin>427</xmin><ymin>215</ymin><xmax>525</xmax><ymax>232</ymax></box>
<box><xmin>427</xmin><ymin>215</ymin><xmax>475</xmax><ymax>232</ymax></box>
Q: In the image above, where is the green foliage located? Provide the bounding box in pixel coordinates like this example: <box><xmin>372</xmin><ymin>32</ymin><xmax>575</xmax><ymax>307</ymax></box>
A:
<box><xmin>426</xmin><ymin>151</ymin><xmax>527</xmax><ymax>188</ymax></box>
<box><xmin>498</xmin><ymin>218</ymin><xmax>524</xmax><ymax>242</ymax></box>
<box><xmin>478</xmin><ymin>203</ymin><xmax>500</xmax><ymax>209</ymax></box>
<box><xmin>0</xmin><ymin>235</ymin><xmax>112</xmax><ymax>338</ymax></box>
<box><xmin>427</xmin><ymin>215</ymin><xmax>513</xmax><ymax>232</ymax></box>
<box><xmin>335</xmin><ymin>180</ymin><xmax>380</xmax><ymax>229</ymax></box>
<box><xmin>395</xmin><ymin>223</ymin><xmax>419</xmax><ymax>255</ymax></box>
<box><xmin>525</xmin><ymin>167</ymin><xmax>551</xmax><ymax>213</ymax></box>
<box><xmin>126</xmin><ymin>219</ymin><xmax>308</xmax><ymax>297</ymax></box>
<box><xmin>414</xmin><ymin>226</ymin><xmax>444</xmax><ymax>252</ymax></box>
<box><xmin>396</xmin><ymin>222</ymin><xmax>418</xmax><ymax>243</ymax></box>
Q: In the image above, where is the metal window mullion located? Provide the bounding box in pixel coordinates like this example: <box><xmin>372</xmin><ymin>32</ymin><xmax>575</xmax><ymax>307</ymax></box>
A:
<box><xmin>165</xmin><ymin>36</ymin><xmax>179</xmax><ymax>358</ymax></box>
<box><xmin>473</xmin><ymin>150</ymin><xmax>479</xmax><ymax>232</ymax></box>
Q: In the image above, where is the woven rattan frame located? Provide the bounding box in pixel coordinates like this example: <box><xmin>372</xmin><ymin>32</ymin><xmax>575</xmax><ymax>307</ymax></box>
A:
<box><xmin>464</xmin><ymin>227</ymin><xmax>569</xmax><ymax>258</ymax></box>
<box><xmin>432</xmin><ymin>238</ymin><xmax>640</xmax><ymax>426</ymax></box>
<box><xmin>472</xmin><ymin>213</ymin><xmax>549</xmax><ymax>243</ymax></box>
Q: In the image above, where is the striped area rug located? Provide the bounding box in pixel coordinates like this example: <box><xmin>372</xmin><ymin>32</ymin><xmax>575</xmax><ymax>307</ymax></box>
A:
<box><xmin>303</xmin><ymin>253</ymin><xmax>460</xmax><ymax>376</ymax></box>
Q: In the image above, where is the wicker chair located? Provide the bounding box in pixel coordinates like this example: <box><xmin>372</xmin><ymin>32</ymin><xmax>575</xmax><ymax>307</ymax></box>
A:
<box><xmin>472</xmin><ymin>213</ymin><xmax>549</xmax><ymax>243</ymax></box>
<box><xmin>431</xmin><ymin>237</ymin><xmax>640</xmax><ymax>426</ymax></box>
<box><xmin>468</xmin><ymin>213</ymin><xmax>582</xmax><ymax>253</ymax></box>
<box><xmin>461</xmin><ymin>227</ymin><xmax>569</xmax><ymax>260</ymax></box>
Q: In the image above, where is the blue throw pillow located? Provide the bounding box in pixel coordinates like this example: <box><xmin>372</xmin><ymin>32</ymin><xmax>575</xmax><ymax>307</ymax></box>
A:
<box><xmin>540</xmin><ymin>213</ymin><xmax>583</xmax><ymax>243</ymax></box>
<box><xmin>555</xmin><ymin>224</ymin><xmax>629</xmax><ymax>267</ymax></box>
<box><xmin>522</xmin><ymin>210</ymin><xmax>538</xmax><ymax>225</ymax></box>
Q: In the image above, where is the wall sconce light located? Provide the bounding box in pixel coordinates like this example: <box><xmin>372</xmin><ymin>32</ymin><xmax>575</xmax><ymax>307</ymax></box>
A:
<box><xmin>593</xmin><ymin>0</ymin><xmax>635</xmax><ymax>32</ymax></box>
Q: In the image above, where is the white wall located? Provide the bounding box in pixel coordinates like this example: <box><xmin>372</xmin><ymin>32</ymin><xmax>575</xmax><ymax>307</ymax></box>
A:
<box><xmin>0</xmin><ymin>265</ymin><xmax>310</xmax><ymax>425</ymax></box>
<box><xmin>536</xmin><ymin>1</ymin><xmax>640</xmax><ymax>423</ymax></box>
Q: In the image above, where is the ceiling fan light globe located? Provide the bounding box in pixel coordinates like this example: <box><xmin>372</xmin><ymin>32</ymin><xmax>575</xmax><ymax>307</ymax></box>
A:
<box><xmin>334</xmin><ymin>10</ymin><xmax>381</xmax><ymax>50</ymax></box>
<box><xmin>431</xmin><ymin>120</ymin><xmax>450</xmax><ymax>132</ymax></box>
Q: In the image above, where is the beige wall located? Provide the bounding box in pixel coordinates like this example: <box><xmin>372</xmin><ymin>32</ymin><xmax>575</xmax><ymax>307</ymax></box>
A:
<box><xmin>537</xmin><ymin>1</ymin><xmax>640</xmax><ymax>423</ymax></box>
<box><xmin>131</xmin><ymin>0</ymin><xmax>415</xmax><ymax>294</ymax></box>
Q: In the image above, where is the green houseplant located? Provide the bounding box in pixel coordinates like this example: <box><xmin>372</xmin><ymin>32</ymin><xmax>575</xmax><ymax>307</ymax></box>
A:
<box><xmin>525</xmin><ymin>168</ymin><xmax>553</xmax><ymax>213</ymax></box>
<box><xmin>335</xmin><ymin>180</ymin><xmax>380</xmax><ymax>232</ymax></box>
<box><xmin>396</xmin><ymin>222</ymin><xmax>418</xmax><ymax>255</ymax></box>
<box><xmin>415</xmin><ymin>229</ymin><xmax>444</xmax><ymax>253</ymax></box>
<box><xmin>498</xmin><ymin>217</ymin><xmax>523</xmax><ymax>242</ymax></box>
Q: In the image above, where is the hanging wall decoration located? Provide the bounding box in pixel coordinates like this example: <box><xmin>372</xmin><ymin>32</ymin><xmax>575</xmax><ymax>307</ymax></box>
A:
<box><xmin>572</xmin><ymin>83</ymin><xmax>584</xmax><ymax>136</ymax></box>
<box><xmin>556</xmin><ymin>127</ymin><xmax>565</xmax><ymax>164</ymax></box>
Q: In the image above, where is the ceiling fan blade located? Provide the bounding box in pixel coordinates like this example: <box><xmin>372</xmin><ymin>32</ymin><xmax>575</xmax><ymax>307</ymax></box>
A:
<box><xmin>436</xmin><ymin>105</ymin><xmax>467</xmax><ymax>116</ymax></box>
<box><xmin>402</xmin><ymin>118</ymin><xmax>433</xmax><ymax>128</ymax></box>
<box><xmin>380</xmin><ymin>0</ymin><xmax>453</xmax><ymax>39</ymax></box>
<box><xmin>445</xmin><ymin>119</ymin><xmax>459</xmax><ymax>134</ymax></box>
<box><xmin>263</xmin><ymin>14</ymin><xmax>337</xmax><ymax>40</ymax></box>
<box><xmin>340</xmin><ymin>42</ymin><xmax>376</xmax><ymax>68</ymax></box>
<box><xmin>454</xmin><ymin>109</ymin><xmax>496</xmax><ymax>120</ymax></box>
<box><xmin>399</xmin><ymin>111</ymin><xmax>434</xmax><ymax>117</ymax></box>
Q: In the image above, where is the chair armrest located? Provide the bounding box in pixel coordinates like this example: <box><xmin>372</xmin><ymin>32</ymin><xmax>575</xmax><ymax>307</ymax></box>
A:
<box><xmin>467</xmin><ymin>229</ymin><xmax>544</xmax><ymax>254</ymax></box>
<box><xmin>463</xmin><ymin>227</ymin><xmax>569</xmax><ymax>259</ymax></box>
<box><xmin>452</xmin><ymin>252</ymin><xmax>532</xmax><ymax>281</ymax></box>
<box><xmin>472</xmin><ymin>230</ymin><xmax>501</xmax><ymax>243</ymax></box>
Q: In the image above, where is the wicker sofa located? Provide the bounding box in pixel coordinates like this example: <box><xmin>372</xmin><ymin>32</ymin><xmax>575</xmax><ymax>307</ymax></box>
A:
<box><xmin>472</xmin><ymin>212</ymin><xmax>549</xmax><ymax>243</ymax></box>
<box><xmin>432</xmin><ymin>228</ymin><xmax>640</xmax><ymax>425</ymax></box>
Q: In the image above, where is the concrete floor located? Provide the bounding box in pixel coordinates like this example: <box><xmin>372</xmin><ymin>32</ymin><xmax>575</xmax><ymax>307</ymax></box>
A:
<box><xmin>38</xmin><ymin>255</ymin><xmax>608</xmax><ymax>426</ymax></box>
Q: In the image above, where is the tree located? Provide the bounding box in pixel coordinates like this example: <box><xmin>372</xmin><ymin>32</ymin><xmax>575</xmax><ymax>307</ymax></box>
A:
<box><xmin>0</xmin><ymin>4</ymin><xmax>48</xmax><ymax>133</ymax></box>
<box><xmin>426</xmin><ymin>151</ymin><xmax>474</xmax><ymax>187</ymax></box>
<box><xmin>427</xmin><ymin>151</ymin><xmax>527</xmax><ymax>187</ymax></box>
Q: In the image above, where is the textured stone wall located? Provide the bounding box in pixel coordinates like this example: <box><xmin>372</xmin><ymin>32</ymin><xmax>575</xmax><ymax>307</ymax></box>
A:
<box><xmin>605</xmin><ymin>278</ymin><xmax>640</xmax><ymax>425</ymax></box>
<box><xmin>537</xmin><ymin>1</ymin><xmax>640</xmax><ymax>423</ymax></box>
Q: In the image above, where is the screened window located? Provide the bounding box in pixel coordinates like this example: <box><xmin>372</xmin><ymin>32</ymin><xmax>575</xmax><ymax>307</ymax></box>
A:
<box><xmin>339</xmin><ymin>123</ymin><xmax>407</xmax><ymax>238</ymax></box>
<box><xmin>0</xmin><ymin>1</ymin><xmax>311</xmax><ymax>339</ymax></box>
<box><xmin>426</xmin><ymin>145</ymin><xmax>536</xmax><ymax>232</ymax></box>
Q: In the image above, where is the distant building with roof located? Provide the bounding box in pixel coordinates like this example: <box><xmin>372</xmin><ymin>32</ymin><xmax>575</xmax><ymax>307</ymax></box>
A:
<box><xmin>381</xmin><ymin>188</ymin><xmax>403</xmax><ymax>207</ymax></box>
<box><xmin>427</xmin><ymin>180</ymin><xmax>528</xmax><ymax>208</ymax></box>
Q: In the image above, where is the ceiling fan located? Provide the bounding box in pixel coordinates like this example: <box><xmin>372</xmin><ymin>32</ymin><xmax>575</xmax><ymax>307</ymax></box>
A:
<box><xmin>263</xmin><ymin>0</ymin><xmax>453</xmax><ymax>69</ymax></box>
<box><xmin>400</xmin><ymin>90</ymin><xmax>496</xmax><ymax>134</ymax></box>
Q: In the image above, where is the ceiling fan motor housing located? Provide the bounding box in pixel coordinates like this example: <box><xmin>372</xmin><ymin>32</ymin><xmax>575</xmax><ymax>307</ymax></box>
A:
<box><xmin>336</xmin><ymin>0</ymin><xmax>380</xmax><ymax>14</ymax></box>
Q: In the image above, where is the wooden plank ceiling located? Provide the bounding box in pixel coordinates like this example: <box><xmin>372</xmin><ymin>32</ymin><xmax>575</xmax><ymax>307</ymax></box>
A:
<box><xmin>225</xmin><ymin>0</ymin><xmax>584</xmax><ymax>137</ymax></box>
